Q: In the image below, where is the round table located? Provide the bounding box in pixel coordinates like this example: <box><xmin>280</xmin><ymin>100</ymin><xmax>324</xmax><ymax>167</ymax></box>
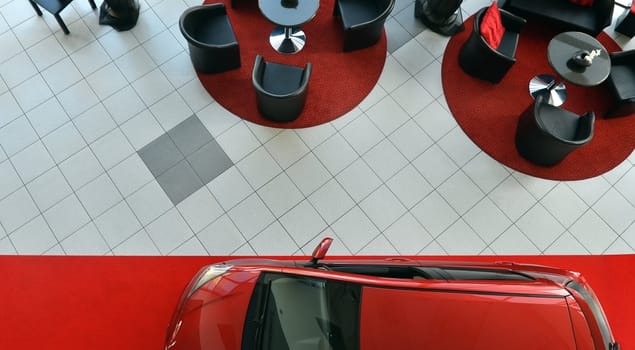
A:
<box><xmin>547</xmin><ymin>31</ymin><xmax>610</xmax><ymax>87</ymax></box>
<box><xmin>259</xmin><ymin>0</ymin><xmax>320</xmax><ymax>54</ymax></box>
<box><xmin>529</xmin><ymin>31</ymin><xmax>610</xmax><ymax>106</ymax></box>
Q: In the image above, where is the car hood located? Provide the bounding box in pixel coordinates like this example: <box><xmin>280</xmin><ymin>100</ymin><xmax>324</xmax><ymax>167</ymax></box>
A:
<box><xmin>171</xmin><ymin>270</ymin><xmax>260</xmax><ymax>350</ymax></box>
<box><xmin>360</xmin><ymin>285</ymin><xmax>577</xmax><ymax>349</ymax></box>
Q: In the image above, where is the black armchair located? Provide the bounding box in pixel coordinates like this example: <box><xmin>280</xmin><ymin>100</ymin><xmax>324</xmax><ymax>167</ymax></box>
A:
<box><xmin>605</xmin><ymin>50</ymin><xmax>635</xmax><ymax>118</ymax></box>
<box><xmin>179</xmin><ymin>3</ymin><xmax>240</xmax><ymax>74</ymax></box>
<box><xmin>252</xmin><ymin>55</ymin><xmax>312</xmax><ymax>122</ymax></box>
<box><xmin>515</xmin><ymin>95</ymin><xmax>595</xmax><ymax>166</ymax></box>
<box><xmin>333</xmin><ymin>0</ymin><xmax>395</xmax><ymax>51</ymax></box>
<box><xmin>458</xmin><ymin>6</ymin><xmax>526</xmax><ymax>83</ymax></box>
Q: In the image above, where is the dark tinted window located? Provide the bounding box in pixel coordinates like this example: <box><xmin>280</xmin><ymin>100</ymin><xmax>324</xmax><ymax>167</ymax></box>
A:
<box><xmin>243</xmin><ymin>273</ymin><xmax>361</xmax><ymax>350</ymax></box>
<box><xmin>322</xmin><ymin>264</ymin><xmax>533</xmax><ymax>281</ymax></box>
<box><xmin>324</xmin><ymin>265</ymin><xmax>425</xmax><ymax>279</ymax></box>
<box><xmin>432</xmin><ymin>268</ymin><xmax>534</xmax><ymax>281</ymax></box>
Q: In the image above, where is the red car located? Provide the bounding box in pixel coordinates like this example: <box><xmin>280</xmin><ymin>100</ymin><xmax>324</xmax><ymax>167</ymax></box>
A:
<box><xmin>165</xmin><ymin>238</ymin><xmax>619</xmax><ymax>350</ymax></box>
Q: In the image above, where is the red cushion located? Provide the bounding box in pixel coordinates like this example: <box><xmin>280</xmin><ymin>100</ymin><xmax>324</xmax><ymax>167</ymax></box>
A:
<box><xmin>631</xmin><ymin>1</ymin><xmax>635</xmax><ymax>14</ymax></box>
<box><xmin>569</xmin><ymin>0</ymin><xmax>594</xmax><ymax>7</ymax></box>
<box><xmin>480</xmin><ymin>3</ymin><xmax>504</xmax><ymax>49</ymax></box>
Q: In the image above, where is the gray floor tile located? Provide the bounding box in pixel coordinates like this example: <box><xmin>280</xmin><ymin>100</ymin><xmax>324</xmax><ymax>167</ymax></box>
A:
<box><xmin>186</xmin><ymin>139</ymin><xmax>233</xmax><ymax>184</ymax></box>
<box><xmin>393</xmin><ymin>0</ymin><xmax>415</xmax><ymax>14</ymax></box>
<box><xmin>393</xmin><ymin>4</ymin><xmax>427</xmax><ymax>37</ymax></box>
<box><xmin>156</xmin><ymin>159</ymin><xmax>204</xmax><ymax>205</ymax></box>
<box><xmin>385</xmin><ymin>18</ymin><xmax>414</xmax><ymax>53</ymax></box>
<box><xmin>167</xmin><ymin>115</ymin><xmax>213</xmax><ymax>156</ymax></box>
<box><xmin>138</xmin><ymin>133</ymin><xmax>183</xmax><ymax>177</ymax></box>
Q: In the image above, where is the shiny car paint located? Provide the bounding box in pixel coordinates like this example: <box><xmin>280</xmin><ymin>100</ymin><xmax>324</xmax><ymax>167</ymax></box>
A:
<box><xmin>360</xmin><ymin>286</ymin><xmax>576</xmax><ymax>349</ymax></box>
<box><xmin>166</xmin><ymin>269</ymin><xmax>261</xmax><ymax>350</ymax></box>
<box><xmin>165</xmin><ymin>239</ymin><xmax>617</xmax><ymax>350</ymax></box>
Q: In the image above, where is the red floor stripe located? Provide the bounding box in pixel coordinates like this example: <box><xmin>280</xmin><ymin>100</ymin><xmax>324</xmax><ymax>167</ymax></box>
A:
<box><xmin>0</xmin><ymin>255</ymin><xmax>631</xmax><ymax>349</ymax></box>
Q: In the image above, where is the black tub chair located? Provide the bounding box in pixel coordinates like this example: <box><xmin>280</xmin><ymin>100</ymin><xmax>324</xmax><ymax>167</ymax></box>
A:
<box><xmin>515</xmin><ymin>94</ymin><xmax>595</xmax><ymax>166</ymax></box>
<box><xmin>458</xmin><ymin>6</ymin><xmax>526</xmax><ymax>83</ymax></box>
<box><xmin>179</xmin><ymin>3</ymin><xmax>240</xmax><ymax>74</ymax></box>
<box><xmin>605</xmin><ymin>49</ymin><xmax>635</xmax><ymax>118</ymax></box>
<box><xmin>252</xmin><ymin>55</ymin><xmax>312</xmax><ymax>122</ymax></box>
<box><xmin>333</xmin><ymin>0</ymin><xmax>395</xmax><ymax>52</ymax></box>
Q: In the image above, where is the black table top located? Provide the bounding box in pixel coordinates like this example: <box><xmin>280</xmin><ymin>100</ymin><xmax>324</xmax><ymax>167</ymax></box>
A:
<box><xmin>259</xmin><ymin>0</ymin><xmax>319</xmax><ymax>27</ymax></box>
<box><xmin>547</xmin><ymin>31</ymin><xmax>611</xmax><ymax>87</ymax></box>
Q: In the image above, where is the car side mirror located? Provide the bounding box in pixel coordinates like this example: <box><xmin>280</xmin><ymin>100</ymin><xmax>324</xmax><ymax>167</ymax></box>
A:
<box><xmin>306</xmin><ymin>237</ymin><xmax>333</xmax><ymax>267</ymax></box>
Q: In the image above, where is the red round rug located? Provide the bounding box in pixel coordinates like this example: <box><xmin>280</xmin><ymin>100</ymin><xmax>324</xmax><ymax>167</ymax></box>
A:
<box><xmin>196</xmin><ymin>0</ymin><xmax>387</xmax><ymax>128</ymax></box>
<box><xmin>442</xmin><ymin>17</ymin><xmax>635</xmax><ymax>180</ymax></box>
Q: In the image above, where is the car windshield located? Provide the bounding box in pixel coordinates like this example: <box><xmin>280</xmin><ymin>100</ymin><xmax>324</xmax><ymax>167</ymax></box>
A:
<box><xmin>243</xmin><ymin>272</ymin><xmax>361</xmax><ymax>350</ymax></box>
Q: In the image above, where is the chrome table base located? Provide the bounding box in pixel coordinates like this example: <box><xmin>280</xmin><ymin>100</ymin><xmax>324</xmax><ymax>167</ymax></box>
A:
<box><xmin>529</xmin><ymin>74</ymin><xmax>567</xmax><ymax>107</ymax></box>
<box><xmin>269</xmin><ymin>26</ymin><xmax>305</xmax><ymax>54</ymax></box>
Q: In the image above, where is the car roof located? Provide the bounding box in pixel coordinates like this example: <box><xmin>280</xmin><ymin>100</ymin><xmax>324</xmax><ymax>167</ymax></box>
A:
<box><xmin>238</xmin><ymin>264</ymin><xmax>572</xmax><ymax>297</ymax></box>
<box><xmin>359</xmin><ymin>285</ymin><xmax>576</xmax><ymax>349</ymax></box>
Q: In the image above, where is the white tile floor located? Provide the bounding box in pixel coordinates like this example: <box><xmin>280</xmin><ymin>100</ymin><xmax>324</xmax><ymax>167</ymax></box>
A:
<box><xmin>0</xmin><ymin>0</ymin><xmax>634</xmax><ymax>256</ymax></box>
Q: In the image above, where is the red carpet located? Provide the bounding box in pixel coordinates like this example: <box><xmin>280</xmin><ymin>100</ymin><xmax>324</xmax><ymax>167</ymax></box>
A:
<box><xmin>0</xmin><ymin>254</ymin><xmax>632</xmax><ymax>349</ymax></box>
<box><xmin>442</xmin><ymin>17</ymin><xmax>635</xmax><ymax>180</ymax></box>
<box><xmin>196</xmin><ymin>0</ymin><xmax>387</xmax><ymax>128</ymax></box>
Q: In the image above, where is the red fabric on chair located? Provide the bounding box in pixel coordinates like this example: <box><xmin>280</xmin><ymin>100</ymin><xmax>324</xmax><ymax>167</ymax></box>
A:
<box><xmin>480</xmin><ymin>2</ymin><xmax>504</xmax><ymax>48</ymax></box>
<box><xmin>569</xmin><ymin>0</ymin><xmax>594</xmax><ymax>7</ymax></box>
<box><xmin>631</xmin><ymin>1</ymin><xmax>635</xmax><ymax>14</ymax></box>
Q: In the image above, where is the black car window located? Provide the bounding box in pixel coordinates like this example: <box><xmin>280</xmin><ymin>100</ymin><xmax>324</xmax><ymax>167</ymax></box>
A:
<box><xmin>424</xmin><ymin>267</ymin><xmax>534</xmax><ymax>281</ymax></box>
<box><xmin>242</xmin><ymin>272</ymin><xmax>361</xmax><ymax>350</ymax></box>
<box><xmin>322</xmin><ymin>265</ymin><xmax>428</xmax><ymax>279</ymax></box>
<box><xmin>321</xmin><ymin>264</ymin><xmax>533</xmax><ymax>281</ymax></box>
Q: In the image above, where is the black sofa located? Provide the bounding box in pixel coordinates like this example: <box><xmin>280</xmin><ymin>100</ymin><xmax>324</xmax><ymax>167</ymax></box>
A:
<box><xmin>498</xmin><ymin>0</ymin><xmax>614</xmax><ymax>36</ymax></box>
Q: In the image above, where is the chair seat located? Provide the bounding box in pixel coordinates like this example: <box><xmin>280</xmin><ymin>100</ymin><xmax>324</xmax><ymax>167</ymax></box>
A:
<box><xmin>29</xmin><ymin>0</ymin><xmax>97</xmax><ymax>34</ymax></box>
<box><xmin>193</xmin><ymin>15</ymin><xmax>237</xmax><ymax>46</ymax></box>
<box><xmin>458</xmin><ymin>6</ymin><xmax>526</xmax><ymax>83</ymax></box>
<box><xmin>501</xmin><ymin>0</ymin><xmax>613</xmax><ymax>36</ymax></box>
<box><xmin>252</xmin><ymin>55</ymin><xmax>312</xmax><ymax>122</ymax></box>
<box><xmin>333</xmin><ymin>0</ymin><xmax>394</xmax><ymax>51</ymax></box>
<box><xmin>536</xmin><ymin>103</ymin><xmax>582</xmax><ymax>141</ymax></box>
<box><xmin>609</xmin><ymin>64</ymin><xmax>635</xmax><ymax>101</ymax></box>
<box><xmin>605</xmin><ymin>50</ymin><xmax>635</xmax><ymax>118</ymax></box>
<box><xmin>515</xmin><ymin>94</ymin><xmax>594</xmax><ymax>166</ymax></box>
<box><xmin>180</xmin><ymin>3</ymin><xmax>240</xmax><ymax>74</ymax></box>
<box><xmin>337</xmin><ymin>0</ymin><xmax>381</xmax><ymax>29</ymax></box>
<box><xmin>497</xmin><ymin>30</ymin><xmax>519</xmax><ymax>57</ymax></box>
<box><xmin>30</xmin><ymin>0</ymin><xmax>73</xmax><ymax>14</ymax></box>
<box><xmin>260</xmin><ymin>62</ymin><xmax>305</xmax><ymax>95</ymax></box>
<box><xmin>507</xmin><ymin>0</ymin><xmax>600</xmax><ymax>29</ymax></box>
